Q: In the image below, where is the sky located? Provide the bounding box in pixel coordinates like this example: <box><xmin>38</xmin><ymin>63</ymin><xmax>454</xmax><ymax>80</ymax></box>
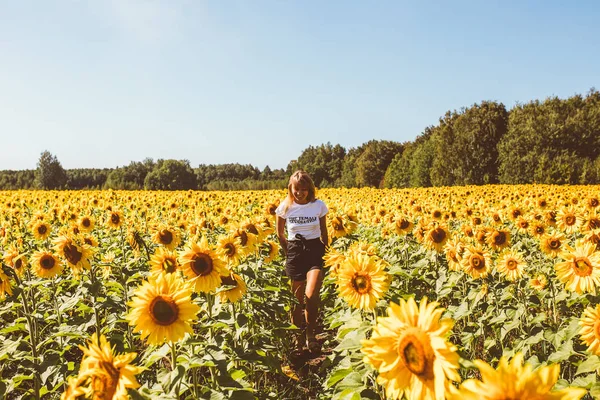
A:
<box><xmin>1</xmin><ymin>1</ymin><xmax>599</xmax><ymax>171</ymax></box>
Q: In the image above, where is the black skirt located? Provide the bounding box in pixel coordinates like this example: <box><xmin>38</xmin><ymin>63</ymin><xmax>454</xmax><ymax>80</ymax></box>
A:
<box><xmin>285</xmin><ymin>237</ymin><xmax>326</xmax><ymax>281</ymax></box>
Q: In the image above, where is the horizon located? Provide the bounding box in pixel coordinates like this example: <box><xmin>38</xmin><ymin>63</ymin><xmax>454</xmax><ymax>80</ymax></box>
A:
<box><xmin>2</xmin><ymin>1</ymin><xmax>599</xmax><ymax>171</ymax></box>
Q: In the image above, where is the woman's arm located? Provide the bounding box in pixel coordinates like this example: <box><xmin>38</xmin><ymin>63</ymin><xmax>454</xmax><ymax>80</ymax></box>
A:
<box><xmin>319</xmin><ymin>215</ymin><xmax>329</xmax><ymax>247</ymax></box>
<box><xmin>276</xmin><ymin>216</ymin><xmax>287</xmax><ymax>255</ymax></box>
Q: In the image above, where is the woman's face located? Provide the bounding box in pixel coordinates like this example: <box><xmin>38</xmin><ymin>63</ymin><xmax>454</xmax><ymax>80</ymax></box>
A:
<box><xmin>292</xmin><ymin>182</ymin><xmax>309</xmax><ymax>204</ymax></box>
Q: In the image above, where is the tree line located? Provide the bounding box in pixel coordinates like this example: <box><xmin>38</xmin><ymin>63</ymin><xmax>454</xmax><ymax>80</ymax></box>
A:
<box><xmin>2</xmin><ymin>89</ymin><xmax>599</xmax><ymax>191</ymax></box>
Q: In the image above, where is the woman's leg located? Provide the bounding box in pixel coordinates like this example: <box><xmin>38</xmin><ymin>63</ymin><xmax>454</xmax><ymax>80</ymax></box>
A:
<box><xmin>304</xmin><ymin>268</ymin><xmax>323</xmax><ymax>341</ymax></box>
<box><xmin>291</xmin><ymin>279</ymin><xmax>306</xmax><ymax>350</ymax></box>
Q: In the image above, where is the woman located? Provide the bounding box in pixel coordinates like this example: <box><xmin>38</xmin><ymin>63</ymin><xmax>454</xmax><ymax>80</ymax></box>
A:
<box><xmin>275</xmin><ymin>170</ymin><xmax>328</xmax><ymax>354</ymax></box>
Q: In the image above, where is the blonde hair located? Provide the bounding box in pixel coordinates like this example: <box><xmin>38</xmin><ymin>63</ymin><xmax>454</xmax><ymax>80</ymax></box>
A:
<box><xmin>282</xmin><ymin>170</ymin><xmax>316</xmax><ymax>213</ymax></box>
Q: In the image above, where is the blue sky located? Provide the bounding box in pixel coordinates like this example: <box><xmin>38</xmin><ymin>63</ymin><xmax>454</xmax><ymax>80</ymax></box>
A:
<box><xmin>1</xmin><ymin>1</ymin><xmax>598</xmax><ymax>171</ymax></box>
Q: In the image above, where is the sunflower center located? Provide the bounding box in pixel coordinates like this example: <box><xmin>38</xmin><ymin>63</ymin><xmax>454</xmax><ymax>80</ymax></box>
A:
<box><xmin>111</xmin><ymin>213</ymin><xmax>120</xmax><ymax>225</ymax></box>
<box><xmin>573</xmin><ymin>258</ymin><xmax>593</xmax><ymax>277</ymax></box>
<box><xmin>236</xmin><ymin>231</ymin><xmax>249</xmax><ymax>246</ymax></box>
<box><xmin>159</xmin><ymin>230</ymin><xmax>173</xmax><ymax>245</ymax></box>
<box><xmin>162</xmin><ymin>258</ymin><xmax>177</xmax><ymax>273</ymax></box>
<box><xmin>397</xmin><ymin>333</ymin><xmax>432</xmax><ymax>378</ymax></box>
<box><xmin>493</xmin><ymin>231</ymin><xmax>507</xmax><ymax>246</ymax></box>
<box><xmin>565</xmin><ymin>215</ymin><xmax>576</xmax><ymax>226</ymax></box>
<box><xmin>470</xmin><ymin>254</ymin><xmax>485</xmax><ymax>270</ymax></box>
<box><xmin>191</xmin><ymin>253</ymin><xmax>213</xmax><ymax>276</ymax></box>
<box><xmin>91</xmin><ymin>361</ymin><xmax>120</xmax><ymax>400</ymax></box>
<box><xmin>429</xmin><ymin>228</ymin><xmax>446</xmax><ymax>243</ymax></box>
<box><xmin>149</xmin><ymin>296</ymin><xmax>179</xmax><ymax>326</ymax></box>
<box><xmin>245</xmin><ymin>224</ymin><xmax>259</xmax><ymax>235</ymax></box>
<box><xmin>15</xmin><ymin>259</ymin><xmax>23</xmax><ymax>270</ymax></box>
<box><xmin>519</xmin><ymin>221</ymin><xmax>529</xmax><ymax>229</ymax></box>
<box><xmin>589</xmin><ymin>218</ymin><xmax>600</xmax><ymax>230</ymax></box>
<box><xmin>549</xmin><ymin>239</ymin><xmax>561</xmax><ymax>249</ymax></box>
<box><xmin>221</xmin><ymin>275</ymin><xmax>238</xmax><ymax>288</ymax></box>
<box><xmin>332</xmin><ymin>218</ymin><xmax>344</xmax><ymax>231</ymax></box>
<box><xmin>37</xmin><ymin>225</ymin><xmax>47</xmax><ymax>235</ymax></box>
<box><xmin>40</xmin><ymin>255</ymin><xmax>56</xmax><ymax>270</ymax></box>
<box><xmin>535</xmin><ymin>226</ymin><xmax>545</xmax><ymax>235</ymax></box>
<box><xmin>591</xmin><ymin>199</ymin><xmax>599</xmax><ymax>207</ymax></box>
<box><xmin>84</xmin><ymin>238</ymin><xmax>93</xmax><ymax>246</ymax></box>
<box><xmin>506</xmin><ymin>259</ymin><xmax>518</xmax><ymax>270</ymax></box>
<box><xmin>351</xmin><ymin>274</ymin><xmax>371</xmax><ymax>294</ymax></box>
<box><xmin>224</xmin><ymin>243</ymin><xmax>236</xmax><ymax>257</ymax></box>
<box><xmin>82</xmin><ymin>218</ymin><xmax>91</xmax><ymax>227</ymax></box>
<box><xmin>63</xmin><ymin>244</ymin><xmax>83</xmax><ymax>265</ymax></box>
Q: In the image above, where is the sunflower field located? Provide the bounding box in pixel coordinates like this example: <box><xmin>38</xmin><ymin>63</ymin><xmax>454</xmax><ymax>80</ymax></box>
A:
<box><xmin>1</xmin><ymin>185</ymin><xmax>600</xmax><ymax>400</ymax></box>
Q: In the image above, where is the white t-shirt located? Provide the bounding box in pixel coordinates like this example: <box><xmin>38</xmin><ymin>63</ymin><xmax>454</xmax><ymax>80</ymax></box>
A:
<box><xmin>275</xmin><ymin>199</ymin><xmax>329</xmax><ymax>240</ymax></box>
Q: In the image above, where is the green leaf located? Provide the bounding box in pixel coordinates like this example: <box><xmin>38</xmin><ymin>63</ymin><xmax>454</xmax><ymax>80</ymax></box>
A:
<box><xmin>576</xmin><ymin>356</ymin><xmax>600</xmax><ymax>376</ymax></box>
<box><xmin>326</xmin><ymin>368</ymin><xmax>353</xmax><ymax>388</ymax></box>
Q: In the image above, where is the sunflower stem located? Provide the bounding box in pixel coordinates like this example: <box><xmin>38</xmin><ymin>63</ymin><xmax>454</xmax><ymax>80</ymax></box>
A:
<box><xmin>19</xmin><ymin>282</ymin><xmax>40</xmax><ymax>400</ymax></box>
<box><xmin>120</xmin><ymin>227</ymin><xmax>135</xmax><ymax>351</ymax></box>
<box><xmin>89</xmin><ymin>265</ymin><xmax>102</xmax><ymax>344</ymax></box>
<box><xmin>51</xmin><ymin>277</ymin><xmax>67</xmax><ymax>392</ymax></box>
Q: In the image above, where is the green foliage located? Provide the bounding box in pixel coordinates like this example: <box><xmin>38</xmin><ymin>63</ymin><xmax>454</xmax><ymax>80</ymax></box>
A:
<box><xmin>354</xmin><ymin>140</ymin><xmax>403</xmax><ymax>188</ymax></box>
<box><xmin>105</xmin><ymin>159</ymin><xmax>155</xmax><ymax>190</ymax></box>
<box><xmin>409</xmin><ymin>133</ymin><xmax>435</xmax><ymax>187</ymax></box>
<box><xmin>498</xmin><ymin>89</ymin><xmax>600</xmax><ymax>184</ymax></box>
<box><xmin>144</xmin><ymin>159</ymin><xmax>197</xmax><ymax>190</ymax></box>
<box><xmin>34</xmin><ymin>151</ymin><xmax>67</xmax><ymax>190</ymax></box>
<box><xmin>293</xmin><ymin>143</ymin><xmax>346</xmax><ymax>187</ymax></box>
<box><xmin>430</xmin><ymin>102</ymin><xmax>508</xmax><ymax>186</ymax></box>
<box><xmin>0</xmin><ymin>170</ymin><xmax>35</xmax><ymax>190</ymax></box>
<box><xmin>338</xmin><ymin>146</ymin><xmax>365</xmax><ymax>188</ymax></box>
<box><xmin>196</xmin><ymin>164</ymin><xmax>262</xmax><ymax>190</ymax></box>
<box><xmin>66</xmin><ymin>168</ymin><xmax>110</xmax><ymax>189</ymax></box>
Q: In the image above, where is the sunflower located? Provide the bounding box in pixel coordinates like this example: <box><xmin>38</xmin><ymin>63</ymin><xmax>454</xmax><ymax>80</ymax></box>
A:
<box><xmin>336</xmin><ymin>253</ymin><xmax>389</xmax><ymax>310</ymax></box>
<box><xmin>329</xmin><ymin>215</ymin><xmax>357</xmax><ymax>239</ymax></box>
<box><xmin>529</xmin><ymin>221</ymin><xmax>547</xmax><ymax>238</ymax></box>
<box><xmin>31</xmin><ymin>251</ymin><xmax>63</xmax><ymax>279</ymax></box>
<box><xmin>555</xmin><ymin>240</ymin><xmax>600</xmax><ymax>295</ymax></box>
<box><xmin>77</xmin><ymin>333</ymin><xmax>143</xmax><ymax>400</ymax></box>
<box><xmin>149</xmin><ymin>248</ymin><xmax>179</xmax><ymax>277</ymax></box>
<box><xmin>529</xmin><ymin>274</ymin><xmax>548</xmax><ymax>291</ymax></box>
<box><xmin>31</xmin><ymin>220</ymin><xmax>51</xmax><ymax>240</ymax></box>
<box><xmin>485</xmin><ymin>228</ymin><xmax>511</xmax><ymax>251</ymax></box>
<box><xmin>540</xmin><ymin>231</ymin><xmax>566</xmax><ymax>258</ymax></box>
<box><xmin>82</xmin><ymin>235</ymin><xmax>98</xmax><ymax>248</ymax></box>
<box><xmin>423</xmin><ymin>223</ymin><xmax>450</xmax><ymax>253</ymax></box>
<box><xmin>323</xmin><ymin>246</ymin><xmax>346</xmax><ymax>278</ymax></box>
<box><xmin>444</xmin><ymin>238</ymin><xmax>464</xmax><ymax>272</ymax></box>
<box><xmin>106</xmin><ymin>210</ymin><xmax>124</xmax><ymax>230</ymax></box>
<box><xmin>152</xmin><ymin>225</ymin><xmax>181</xmax><ymax>251</ymax></box>
<box><xmin>179</xmin><ymin>236</ymin><xmax>227</xmax><ymax>293</ymax></box>
<box><xmin>0</xmin><ymin>271</ymin><xmax>13</xmax><ymax>300</ymax></box>
<box><xmin>78</xmin><ymin>215</ymin><xmax>95</xmax><ymax>232</ymax></box>
<box><xmin>584</xmin><ymin>229</ymin><xmax>600</xmax><ymax>250</ymax></box>
<box><xmin>579</xmin><ymin>305</ymin><xmax>600</xmax><ymax>356</ymax></box>
<box><xmin>60</xmin><ymin>375</ymin><xmax>86</xmax><ymax>400</ymax></box>
<box><xmin>496</xmin><ymin>250</ymin><xmax>526</xmax><ymax>281</ymax></box>
<box><xmin>446</xmin><ymin>353</ymin><xmax>586</xmax><ymax>400</ymax></box>
<box><xmin>53</xmin><ymin>236</ymin><xmax>94</xmax><ymax>273</ymax></box>
<box><xmin>515</xmin><ymin>217</ymin><xmax>530</xmax><ymax>235</ymax></box>
<box><xmin>556</xmin><ymin>206</ymin><xmax>582</xmax><ymax>234</ymax></box>
<box><xmin>461</xmin><ymin>245</ymin><xmax>491</xmax><ymax>280</ymax></box>
<box><xmin>217</xmin><ymin>273</ymin><xmax>247</xmax><ymax>303</ymax></box>
<box><xmin>3</xmin><ymin>245</ymin><xmax>27</xmax><ymax>277</ymax></box>
<box><xmin>361</xmin><ymin>297</ymin><xmax>460</xmax><ymax>400</ymax></box>
<box><xmin>393</xmin><ymin>215</ymin><xmax>414</xmax><ymax>236</ymax></box>
<box><xmin>126</xmin><ymin>273</ymin><xmax>200</xmax><ymax>345</ymax></box>
<box><xmin>582</xmin><ymin>211</ymin><xmax>600</xmax><ymax>233</ymax></box>
<box><xmin>262</xmin><ymin>240</ymin><xmax>280</xmax><ymax>264</ymax></box>
<box><xmin>217</xmin><ymin>235</ymin><xmax>243</xmax><ymax>267</ymax></box>
<box><xmin>231</xmin><ymin>227</ymin><xmax>257</xmax><ymax>256</ymax></box>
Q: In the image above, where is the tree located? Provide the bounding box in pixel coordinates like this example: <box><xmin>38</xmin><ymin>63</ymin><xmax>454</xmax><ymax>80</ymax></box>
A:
<box><xmin>144</xmin><ymin>159</ymin><xmax>197</xmax><ymax>190</ymax></box>
<box><xmin>355</xmin><ymin>140</ymin><xmax>404</xmax><ymax>187</ymax></box>
<box><xmin>294</xmin><ymin>143</ymin><xmax>346</xmax><ymax>187</ymax></box>
<box><xmin>35</xmin><ymin>151</ymin><xmax>67</xmax><ymax>189</ymax></box>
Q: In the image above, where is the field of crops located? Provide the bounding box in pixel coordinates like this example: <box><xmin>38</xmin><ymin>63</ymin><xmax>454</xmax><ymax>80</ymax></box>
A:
<box><xmin>1</xmin><ymin>185</ymin><xmax>600</xmax><ymax>400</ymax></box>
